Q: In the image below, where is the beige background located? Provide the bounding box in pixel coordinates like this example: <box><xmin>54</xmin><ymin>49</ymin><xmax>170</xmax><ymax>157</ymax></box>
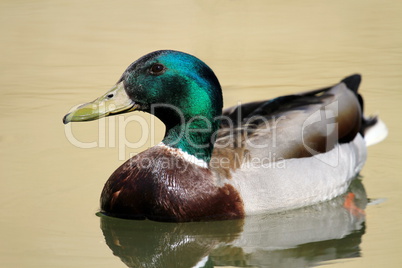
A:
<box><xmin>1</xmin><ymin>0</ymin><xmax>401</xmax><ymax>267</ymax></box>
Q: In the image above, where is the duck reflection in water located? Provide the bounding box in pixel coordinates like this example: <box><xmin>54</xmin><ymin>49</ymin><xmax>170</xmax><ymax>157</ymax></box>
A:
<box><xmin>99</xmin><ymin>178</ymin><xmax>367</xmax><ymax>268</ymax></box>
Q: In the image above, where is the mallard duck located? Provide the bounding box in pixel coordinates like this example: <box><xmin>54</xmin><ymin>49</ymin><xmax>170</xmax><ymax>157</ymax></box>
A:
<box><xmin>63</xmin><ymin>50</ymin><xmax>386</xmax><ymax>222</ymax></box>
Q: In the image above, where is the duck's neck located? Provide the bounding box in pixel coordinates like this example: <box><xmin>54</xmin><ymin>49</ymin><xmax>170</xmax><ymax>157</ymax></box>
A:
<box><xmin>150</xmin><ymin>61</ymin><xmax>223</xmax><ymax>164</ymax></box>
<box><xmin>161</xmin><ymin>116</ymin><xmax>220</xmax><ymax>164</ymax></box>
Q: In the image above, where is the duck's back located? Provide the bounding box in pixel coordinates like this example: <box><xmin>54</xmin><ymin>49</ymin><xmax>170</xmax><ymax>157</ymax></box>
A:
<box><xmin>211</xmin><ymin>75</ymin><xmax>372</xmax><ymax>214</ymax></box>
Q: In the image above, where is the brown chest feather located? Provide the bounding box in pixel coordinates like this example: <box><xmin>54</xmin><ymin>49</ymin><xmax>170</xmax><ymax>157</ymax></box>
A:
<box><xmin>100</xmin><ymin>147</ymin><xmax>244</xmax><ymax>222</ymax></box>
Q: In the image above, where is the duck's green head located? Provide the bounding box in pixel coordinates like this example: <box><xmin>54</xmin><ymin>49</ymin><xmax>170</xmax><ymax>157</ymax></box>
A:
<box><xmin>63</xmin><ymin>50</ymin><xmax>223</xmax><ymax>162</ymax></box>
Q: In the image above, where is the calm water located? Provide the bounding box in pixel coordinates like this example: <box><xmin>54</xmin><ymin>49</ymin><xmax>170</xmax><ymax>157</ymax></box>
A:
<box><xmin>1</xmin><ymin>0</ymin><xmax>401</xmax><ymax>267</ymax></box>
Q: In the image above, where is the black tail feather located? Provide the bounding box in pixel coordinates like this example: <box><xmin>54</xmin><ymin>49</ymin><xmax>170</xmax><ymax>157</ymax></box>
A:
<box><xmin>361</xmin><ymin>116</ymin><xmax>378</xmax><ymax>136</ymax></box>
<box><xmin>341</xmin><ymin>74</ymin><xmax>361</xmax><ymax>93</ymax></box>
<box><xmin>341</xmin><ymin>74</ymin><xmax>378</xmax><ymax>136</ymax></box>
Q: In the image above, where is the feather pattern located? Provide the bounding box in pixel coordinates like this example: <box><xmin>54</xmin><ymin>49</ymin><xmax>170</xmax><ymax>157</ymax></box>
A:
<box><xmin>63</xmin><ymin>50</ymin><xmax>386</xmax><ymax>221</ymax></box>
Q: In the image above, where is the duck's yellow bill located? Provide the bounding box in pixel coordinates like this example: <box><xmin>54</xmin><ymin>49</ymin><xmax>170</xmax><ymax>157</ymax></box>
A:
<box><xmin>63</xmin><ymin>82</ymin><xmax>139</xmax><ymax>124</ymax></box>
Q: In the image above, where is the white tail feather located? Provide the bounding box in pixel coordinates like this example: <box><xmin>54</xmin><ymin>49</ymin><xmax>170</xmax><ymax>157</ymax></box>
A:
<box><xmin>364</xmin><ymin>118</ymin><xmax>388</xmax><ymax>146</ymax></box>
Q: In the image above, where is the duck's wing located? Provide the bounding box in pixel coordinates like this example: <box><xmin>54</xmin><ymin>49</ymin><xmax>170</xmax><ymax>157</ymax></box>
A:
<box><xmin>211</xmin><ymin>74</ymin><xmax>376</xmax><ymax>177</ymax></box>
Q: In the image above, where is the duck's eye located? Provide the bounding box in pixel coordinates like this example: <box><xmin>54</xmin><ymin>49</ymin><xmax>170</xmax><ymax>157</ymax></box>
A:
<box><xmin>150</xmin><ymin>63</ymin><xmax>166</xmax><ymax>75</ymax></box>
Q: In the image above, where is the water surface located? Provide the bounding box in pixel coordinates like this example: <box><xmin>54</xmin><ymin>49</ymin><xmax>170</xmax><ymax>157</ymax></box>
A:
<box><xmin>1</xmin><ymin>0</ymin><xmax>401</xmax><ymax>267</ymax></box>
